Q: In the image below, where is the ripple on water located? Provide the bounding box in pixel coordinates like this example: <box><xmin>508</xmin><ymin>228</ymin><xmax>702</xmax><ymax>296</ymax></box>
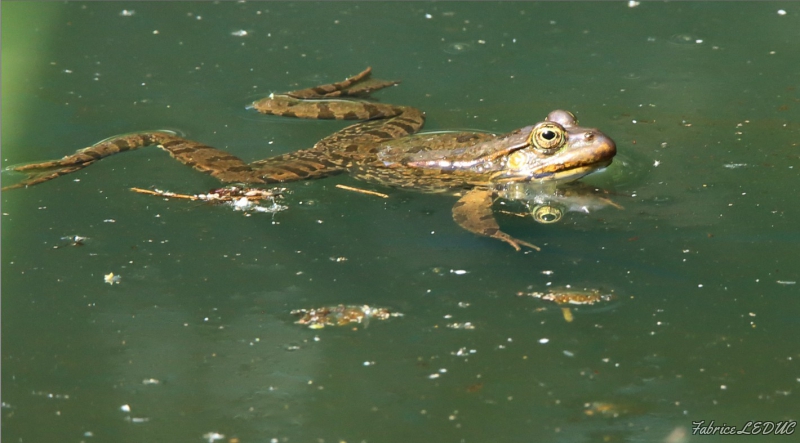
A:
<box><xmin>668</xmin><ymin>33</ymin><xmax>704</xmax><ymax>47</ymax></box>
<box><xmin>442</xmin><ymin>42</ymin><xmax>474</xmax><ymax>55</ymax></box>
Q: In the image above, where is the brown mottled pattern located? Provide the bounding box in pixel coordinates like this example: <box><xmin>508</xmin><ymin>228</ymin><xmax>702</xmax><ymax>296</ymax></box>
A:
<box><xmin>3</xmin><ymin>67</ymin><xmax>423</xmax><ymax>189</ymax></box>
<box><xmin>285</xmin><ymin>67</ymin><xmax>374</xmax><ymax>99</ymax></box>
<box><xmin>3</xmin><ymin>67</ymin><xmax>616</xmax><ymax>252</ymax></box>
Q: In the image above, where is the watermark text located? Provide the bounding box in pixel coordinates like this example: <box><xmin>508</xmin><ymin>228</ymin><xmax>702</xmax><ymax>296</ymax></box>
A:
<box><xmin>692</xmin><ymin>420</ymin><xmax>796</xmax><ymax>436</ymax></box>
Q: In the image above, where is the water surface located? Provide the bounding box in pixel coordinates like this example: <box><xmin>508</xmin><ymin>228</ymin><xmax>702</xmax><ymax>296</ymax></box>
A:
<box><xmin>2</xmin><ymin>2</ymin><xmax>799</xmax><ymax>442</ymax></box>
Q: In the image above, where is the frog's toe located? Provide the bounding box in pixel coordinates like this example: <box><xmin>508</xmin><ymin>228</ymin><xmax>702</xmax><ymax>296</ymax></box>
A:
<box><xmin>515</xmin><ymin>238</ymin><xmax>541</xmax><ymax>252</ymax></box>
<box><xmin>496</xmin><ymin>232</ymin><xmax>540</xmax><ymax>252</ymax></box>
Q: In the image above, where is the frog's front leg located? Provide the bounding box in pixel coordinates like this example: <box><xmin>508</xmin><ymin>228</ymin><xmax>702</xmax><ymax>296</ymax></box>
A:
<box><xmin>452</xmin><ymin>188</ymin><xmax>541</xmax><ymax>251</ymax></box>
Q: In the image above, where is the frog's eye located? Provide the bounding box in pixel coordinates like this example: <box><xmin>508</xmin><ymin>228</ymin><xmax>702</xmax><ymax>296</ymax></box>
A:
<box><xmin>529</xmin><ymin>122</ymin><xmax>566</xmax><ymax>152</ymax></box>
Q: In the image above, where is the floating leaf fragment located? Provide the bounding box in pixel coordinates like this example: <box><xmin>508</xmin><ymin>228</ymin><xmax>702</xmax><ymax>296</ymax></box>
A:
<box><xmin>519</xmin><ymin>288</ymin><xmax>616</xmax><ymax>322</ymax></box>
<box><xmin>291</xmin><ymin>304</ymin><xmax>402</xmax><ymax>329</ymax></box>
<box><xmin>583</xmin><ymin>401</ymin><xmax>636</xmax><ymax>418</ymax></box>
<box><xmin>517</xmin><ymin>288</ymin><xmax>614</xmax><ymax>305</ymax></box>
<box><xmin>104</xmin><ymin>273</ymin><xmax>121</xmax><ymax>285</ymax></box>
<box><xmin>446</xmin><ymin>322</ymin><xmax>475</xmax><ymax>330</ymax></box>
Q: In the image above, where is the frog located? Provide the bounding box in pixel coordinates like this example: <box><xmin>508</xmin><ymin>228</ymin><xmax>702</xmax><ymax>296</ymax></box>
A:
<box><xmin>3</xmin><ymin>67</ymin><xmax>616</xmax><ymax>251</ymax></box>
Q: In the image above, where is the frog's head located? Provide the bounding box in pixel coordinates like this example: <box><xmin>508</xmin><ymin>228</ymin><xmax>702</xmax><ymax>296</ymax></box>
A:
<box><xmin>492</xmin><ymin>110</ymin><xmax>616</xmax><ymax>184</ymax></box>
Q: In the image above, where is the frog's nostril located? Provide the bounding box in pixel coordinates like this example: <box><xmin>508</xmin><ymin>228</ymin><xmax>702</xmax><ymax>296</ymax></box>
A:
<box><xmin>584</xmin><ymin>132</ymin><xmax>595</xmax><ymax>141</ymax></box>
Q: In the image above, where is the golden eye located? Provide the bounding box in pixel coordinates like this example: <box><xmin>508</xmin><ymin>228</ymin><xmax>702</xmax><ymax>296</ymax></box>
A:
<box><xmin>529</xmin><ymin>122</ymin><xmax>566</xmax><ymax>152</ymax></box>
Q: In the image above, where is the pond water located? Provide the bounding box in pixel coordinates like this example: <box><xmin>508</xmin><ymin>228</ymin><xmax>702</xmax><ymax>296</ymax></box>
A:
<box><xmin>2</xmin><ymin>2</ymin><xmax>798</xmax><ymax>442</ymax></box>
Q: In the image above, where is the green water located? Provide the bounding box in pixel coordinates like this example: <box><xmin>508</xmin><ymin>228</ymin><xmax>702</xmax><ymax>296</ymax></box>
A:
<box><xmin>2</xmin><ymin>2</ymin><xmax>799</xmax><ymax>442</ymax></box>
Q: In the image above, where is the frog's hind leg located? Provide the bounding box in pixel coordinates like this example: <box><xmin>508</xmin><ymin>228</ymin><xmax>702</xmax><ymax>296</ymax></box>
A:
<box><xmin>252</xmin><ymin>67</ymin><xmax>408</xmax><ymax>121</ymax></box>
<box><xmin>452</xmin><ymin>189</ymin><xmax>541</xmax><ymax>252</ymax></box>
<box><xmin>249</xmin><ymin>150</ymin><xmax>345</xmax><ymax>182</ymax></box>
<box><xmin>248</xmin><ymin>67</ymin><xmax>425</xmax><ymax>182</ymax></box>
<box><xmin>285</xmin><ymin>67</ymin><xmax>399</xmax><ymax>99</ymax></box>
<box><xmin>254</xmin><ymin>67</ymin><xmax>397</xmax><ymax>113</ymax></box>
<box><xmin>2</xmin><ymin>161</ymin><xmax>98</xmax><ymax>190</ymax></box>
<box><xmin>2</xmin><ymin>132</ymin><xmax>267</xmax><ymax>191</ymax></box>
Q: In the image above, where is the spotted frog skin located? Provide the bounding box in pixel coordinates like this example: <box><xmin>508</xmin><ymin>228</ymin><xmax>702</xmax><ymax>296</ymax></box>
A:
<box><xmin>4</xmin><ymin>68</ymin><xmax>616</xmax><ymax>250</ymax></box>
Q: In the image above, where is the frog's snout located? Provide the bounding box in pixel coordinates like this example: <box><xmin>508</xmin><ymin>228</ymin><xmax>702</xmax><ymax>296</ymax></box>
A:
<box><xmin>585</xmin><ymin>130</ymin><xmax>616</xmax><ymax>164</ymax></box>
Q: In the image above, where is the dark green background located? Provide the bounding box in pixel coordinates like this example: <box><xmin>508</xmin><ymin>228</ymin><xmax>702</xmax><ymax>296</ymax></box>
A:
<box><xmin>2</xmin><ymin>2</ymin><xmax>798</xmax><ymax>442</ymax></box>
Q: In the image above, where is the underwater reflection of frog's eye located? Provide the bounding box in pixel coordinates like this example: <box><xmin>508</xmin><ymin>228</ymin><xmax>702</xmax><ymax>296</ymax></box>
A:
<box><xmin>531</xmin><ymin>204</ymin><xmax>563</xmax><ymax>224</ymax></box>
<box><xmin>529</xmin><ymin>122</ymin><xmax>566</xmax><ymax>152</ymax></box>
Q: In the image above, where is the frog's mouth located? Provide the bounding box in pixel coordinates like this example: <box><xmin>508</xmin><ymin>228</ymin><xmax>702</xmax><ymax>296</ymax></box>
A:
<box><xmin>493</xmin><ymin>136</ymin><xmax>617</xmax><ymax>184</ymax></box>
<box><xmin>529</xmin><ymin>158</ymin><xmax>614</xmax><ymax>182</ymax></box>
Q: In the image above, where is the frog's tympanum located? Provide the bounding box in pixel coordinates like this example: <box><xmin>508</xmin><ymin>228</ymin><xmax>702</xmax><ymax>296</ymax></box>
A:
<box><xmin>4</xmin><ymin>68</ymin><xmax>615</xmax><ymax>250</ymax></box>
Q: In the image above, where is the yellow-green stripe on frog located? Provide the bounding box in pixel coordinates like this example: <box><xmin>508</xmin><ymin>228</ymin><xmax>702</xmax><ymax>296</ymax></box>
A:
<box><xmin>3</xmin><ymin>67</ymin><xmax>616</xmax><ymax>251</ymax></box>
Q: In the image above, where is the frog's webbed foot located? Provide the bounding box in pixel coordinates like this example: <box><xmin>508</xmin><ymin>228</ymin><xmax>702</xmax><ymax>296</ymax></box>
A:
<box><xmin>251</xmin><ymin>67</ymin><xmax>407</xmax><ymax>121</ymax></box>
<box><xmin>2</xmin><ymin>161</ymin><xmax>97</xmax><ymax>190</ymax></box>
<box><xmin>286</xmin><ymin>67</ymin><xmax>399</xmax><ymax>99</ymax></box>
<box><xmin>452</xmin><ymin>189</ymin><xmax>541</xmax><ymax>251</ymax></box>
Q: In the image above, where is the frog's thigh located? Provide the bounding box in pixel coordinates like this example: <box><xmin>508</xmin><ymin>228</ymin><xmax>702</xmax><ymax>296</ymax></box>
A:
<box><xmin>158</xmin><ymin>139</ymin><xmax>262</xmax><ymax>183</ymax></box>
<box><xmin>452</xmin><ymin>189</ymin><xmax>540</xmax><ymax>251</ymax></box>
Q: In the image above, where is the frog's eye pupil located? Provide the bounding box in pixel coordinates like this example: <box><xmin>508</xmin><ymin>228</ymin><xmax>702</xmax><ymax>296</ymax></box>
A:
<box><xmin>528</xmin><ymin>122</ymin><xmax>565</xmax><ymax>152</ymax></box>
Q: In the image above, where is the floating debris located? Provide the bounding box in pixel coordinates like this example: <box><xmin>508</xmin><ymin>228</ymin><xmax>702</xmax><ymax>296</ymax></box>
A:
<box><xmin>131</xmin><ymin>186</ymin><xmax>287</xmax><ymax>214</ymax></box>
<box><xmin>451</xmin><ymin>347</ymin><xmax>476</xmax><ymax>357</ymax></box>
<box><xmin>583</xmin><ymin>401</ymin><xmax>635</xmax><ymax>418</ymax></box>
<box><xmin>518</xmin><ymin>288</ymin><xmax>616</xmax><ymax>322</ymax></box>
<box><xmin>518</xmin><ymin>288</ymin><xmax>614</xmax><ymax>306</ymax></box>
<box><xmin>335</xmin><ymin>184</ymin><xmax>389</xmax><ymax>198</ymax></box>
<box><xmin>442</xmin><ymin>41</ymin><xmax>474</xmax><ymax>55</ymax></box>
<box><xmin>466</xmin><ymin>382</ymin><xmax>484</xmax><ymax>393</ymax></box>
<box><xmin>668</xmin><ymin>33</ymin><xmax>704</xmax><ymax>46</ymax></box>
<box><xmin>202</xmin><ymin>432</ymin><xmax>226</xmax><ymax>443</ymax></box>
<box><xmin>291</xmin><ymin>304</ymin><xmax>403</xmax><ymax>329</ymax></box>
<box><xmin>104</xmin><ymin>273</ymin><xmax>121</xmax><ymax>285</ymax></box>
<box><xmin>428</xmin><ymin>368</ymin><xmax>448</xmax><ymax>379</ymax></box>
<box><xmin>31</xmin><ymin>391</ymin><xmax>70</xmax><ymax>400</ymax></box>
<box><xmin>561</xmin><ymin>307</ymin><xmax>574</xmax><ymax>322</ymax></box>
<box><xmin>446</xmin><ymin>322</ymin><xmax>475</xmax><ymax>330</ymax></box>
<box><xmin>54</xmin><ymin>235</ymin><xmax>89</xmax><ymax>248</ymax></box>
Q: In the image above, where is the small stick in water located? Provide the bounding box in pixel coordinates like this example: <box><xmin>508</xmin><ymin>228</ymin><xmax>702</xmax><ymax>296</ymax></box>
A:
<box><xmin>130</xmin><ymin>187</ymin><xmax>199</xmax><ymax>200</ymax></box>
<box><xmin>335</xmin><ymin>184</ymin><xmax>389</xmax><ymax>198</ymax></box>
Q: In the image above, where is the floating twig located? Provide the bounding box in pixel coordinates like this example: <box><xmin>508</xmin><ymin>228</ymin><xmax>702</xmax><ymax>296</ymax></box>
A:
<box><xmin>131</xmin><ymin>187</ymin><xmax>199</xmax><ymax>200</ymax></box>
<box><xmin>130</xmin><ymin>186</ymin><xmax>287</xmax><ymax>214</ymax></box>
<box><xmin>335</xmin><ymin>184</ymin><xmax>389</xmax><ymax>199</ymax></box>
